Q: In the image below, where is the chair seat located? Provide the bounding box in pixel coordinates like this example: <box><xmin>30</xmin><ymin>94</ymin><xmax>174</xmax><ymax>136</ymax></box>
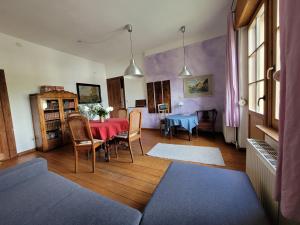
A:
<box><xmin>77</xmin><ymin>139</ymin><xmax>103</xmax><ymax>146</ymax></box>
<box><xmin>115</xmin><ymin>131</ymin><xmax>139</xmax><ymax>139</ymax></box>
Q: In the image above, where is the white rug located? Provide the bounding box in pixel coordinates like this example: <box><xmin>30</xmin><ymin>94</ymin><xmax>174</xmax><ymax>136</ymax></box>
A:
<box><xmin>147</xmin><ymin>143</ymin><xmax>225</xmax><ymax>166</ymax></box>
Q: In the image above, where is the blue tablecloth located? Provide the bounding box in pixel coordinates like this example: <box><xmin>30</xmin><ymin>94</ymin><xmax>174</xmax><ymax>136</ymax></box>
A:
<box><xmin>165</xmin><ymin>114</ymin><xmax>198</xmax><ymax>134</ymax></box>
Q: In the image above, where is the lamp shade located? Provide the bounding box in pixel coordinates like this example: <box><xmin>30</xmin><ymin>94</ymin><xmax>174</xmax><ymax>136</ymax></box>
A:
<box><xmin>124</xmin><ymin>58</ymin><xmax>144</xmax><ymax>77</ymax></box>
<box><xmin>178</xmin><ymin>65</ymin><xmax>192</xmax><ymax>77</ymax></box>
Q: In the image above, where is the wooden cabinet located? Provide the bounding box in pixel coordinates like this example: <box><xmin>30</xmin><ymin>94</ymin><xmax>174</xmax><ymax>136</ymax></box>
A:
<box><xmin>30</xmin><ymin>91</ymin><xmax>78</xmax><ymax>152</ymax></box>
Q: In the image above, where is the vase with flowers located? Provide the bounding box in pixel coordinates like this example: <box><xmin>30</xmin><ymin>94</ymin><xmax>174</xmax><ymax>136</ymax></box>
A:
<box><xmin>78</xmin><ymin>104</ymin><xmax>114</xmax><ymax>122</ymax></box>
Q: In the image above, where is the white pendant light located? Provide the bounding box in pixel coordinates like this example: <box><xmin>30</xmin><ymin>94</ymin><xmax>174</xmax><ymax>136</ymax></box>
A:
<box><xmin>124</xmin><ymin>24</ymin><xmax>144</xmax><ymax>78</ymax></box>
<box><xmin>178</xmin><ymin>25</ymin><xmax>192</xmax><ymax>78</ymax></box>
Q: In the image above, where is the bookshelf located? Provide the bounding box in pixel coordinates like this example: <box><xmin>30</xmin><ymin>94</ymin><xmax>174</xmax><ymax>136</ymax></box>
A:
<box><xmin>30</xmin><ymin>91</ymin><xmax>78</xmax><ymax>151</ymax></box>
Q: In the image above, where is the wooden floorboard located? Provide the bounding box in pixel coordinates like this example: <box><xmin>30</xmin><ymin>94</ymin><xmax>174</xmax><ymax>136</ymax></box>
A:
<box><xmin>0</xmin><ymin>130</ymin><xmax>245</xmax><ymax>211</ymax></box>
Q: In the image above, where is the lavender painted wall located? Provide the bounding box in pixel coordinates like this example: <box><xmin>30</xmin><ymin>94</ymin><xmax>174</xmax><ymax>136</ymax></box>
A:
<box><xmin>142</xmin><ymin>35</ymin><xmax>226</xmax><ymax>131</ymax></box>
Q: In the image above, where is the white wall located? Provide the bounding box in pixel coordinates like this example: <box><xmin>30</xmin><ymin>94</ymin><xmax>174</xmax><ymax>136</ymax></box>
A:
<box><xmin>105</xmin><ymin>54</ymin><xmax>146</xmax><ymax>108</ymax></box>
<box><xmin>0</xmin><ymin>32</ymin><xmax>108</xmax><ymax>153</ymax></box>
<box><xmin>238</xmin><ymin>27</ymin><xmax>249</xmax><ymax>148</ymax></box>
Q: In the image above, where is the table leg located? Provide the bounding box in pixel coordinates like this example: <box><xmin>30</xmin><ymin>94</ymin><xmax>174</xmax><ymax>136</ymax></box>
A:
<box><xmin>104</xmin><ymin>142</ymin><xmax>110</xmax><ymax>162</ymax></box>
<box><xmin>169</xmin><ymin>126</ymin><xmax>172</xmax><ymax>139</ymax></box>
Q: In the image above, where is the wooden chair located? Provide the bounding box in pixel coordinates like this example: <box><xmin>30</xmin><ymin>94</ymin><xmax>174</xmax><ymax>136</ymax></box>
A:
<box><xmin>67</xmin><ymin>115</ymin><xmax>104</xmax><ymax>173</ymax></box>
<box><xmin>117</xmin><ymin>108</ymin><xmax>128</xmax><ymax>119</ymax></box>
<box><xmin>157</xmin><ymin>103</ymin><xmax>169</xmax><ymax>135</ymax></box>
<box><xmin>196</xmin><ymin>109</ymin><xmax>218</xmax><ymax>136</ymax></box>
<box><xmin>67</xmin><ymin>111</ymin><xmax>82</xmax><ymax>118</ymax></box>
<box><xmin>115</xmin><ymin>109</ymin><xmax>144</xmax><ymax>163</ymax></box>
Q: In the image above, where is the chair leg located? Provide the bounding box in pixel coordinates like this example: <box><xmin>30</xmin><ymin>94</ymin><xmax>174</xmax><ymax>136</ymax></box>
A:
<box><xmin>92</xmin><ymin>146</ymin><xmax>96</xmax><ymax>173</ymax></box>
<box><xmin>74</xmin><ymin>148</ymin><xmax>78</xmax><ymax>173</ymax></box>
<box><xmin>114</xmin><ymin>140</ymin><xmax>119</xmax><ymax>159</ymax></box>
<box><xmin>139</xmin><ymin>138</ymin><xmax>144</xmax><ymax>155</ymax></box>
<box><xmin>128</xmin><ymin>141</ymin><xmax>134</xmax><ymax>163</ymax></box>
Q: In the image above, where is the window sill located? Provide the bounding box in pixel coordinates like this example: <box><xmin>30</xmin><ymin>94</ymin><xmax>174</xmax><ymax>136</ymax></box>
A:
<box><xmin>256</xmin><ymin>125</ymin><xmax>279</xmax><ymax>142</ymax></box>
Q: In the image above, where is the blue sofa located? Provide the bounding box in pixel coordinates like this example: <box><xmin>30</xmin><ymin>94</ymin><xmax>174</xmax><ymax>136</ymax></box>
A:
<box><xmin>0</xmin><ymin>158</ymin><xmax>269</xmax><ymax>225</ymax></box>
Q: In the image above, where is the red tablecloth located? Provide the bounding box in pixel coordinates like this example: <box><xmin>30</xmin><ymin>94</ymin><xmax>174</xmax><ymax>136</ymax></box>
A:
<box><xmin>89</xmin><ymin>118</ymin><xmax>129</xmax><ymax>141</ymax></box>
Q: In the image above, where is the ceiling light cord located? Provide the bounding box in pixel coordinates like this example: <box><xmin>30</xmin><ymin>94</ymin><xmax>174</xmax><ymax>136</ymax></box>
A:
<box><xmin>129</xmin><ymin>31</ymin><xmax>134</xmax><ymax>59</ymax></box>
<box><xmin>183</xmin><ymin>29</ymin><xmax>186</xmax><ymax>66</ymax></box>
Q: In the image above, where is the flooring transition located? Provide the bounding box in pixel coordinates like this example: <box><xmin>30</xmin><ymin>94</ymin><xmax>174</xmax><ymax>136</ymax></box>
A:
<box><xmin>0</xmin><ymin>129</ymin><xmax>245</xmax><ymax>211</ymax></box>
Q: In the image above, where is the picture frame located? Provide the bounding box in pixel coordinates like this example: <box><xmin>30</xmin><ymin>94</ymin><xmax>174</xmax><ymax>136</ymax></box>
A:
<box><xmin>183</xmin><ymin>75</ymin><xmax>213</xmax><ymax>98</ymax></box>
<box><xmin>76</xmin><ymin>83</ymin><xmax>102</xmax><ymax>104</ymax></box>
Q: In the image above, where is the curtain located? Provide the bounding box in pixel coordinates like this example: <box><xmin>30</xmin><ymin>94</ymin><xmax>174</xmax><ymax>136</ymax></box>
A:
<box><xmin>225</xmin><ymin>13</ymin><xmax>240</xmax><ymax>127</ymax></box>
<box><xmin>275</xmin><ymin>0</ymin><xmax>300</xmax><ymax>222</ymax></box>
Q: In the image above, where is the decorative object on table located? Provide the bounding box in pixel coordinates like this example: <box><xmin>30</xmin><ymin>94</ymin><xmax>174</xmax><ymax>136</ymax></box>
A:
<box><xmin>115</xmin><ymin>109</ymin><xmax>144</xmax><ymax>163</ymax></box>
<box><xmin>157</xmin><ymin>103</ymin><xmax>169</xmax><ymax>136</ymax></box>
<box><xmin>147</xmin><ymin>143</ymin><xmax>225</xmax><ymax>166</ymax></box>
<box><xmin>146</xmin><ymin>80</ymin><xmax>171</xmax><ymax>113</ymax></box>
<box><xmin>178</xmin><ymin>25</ymin><xmax>193</xmax><ymax>77</ymax></box>
<box><xmin>135</xmin><ymin>99</ymin><xmax>146</xmax><ymax>107</ymax></box>
<box><xmin>40</xmin><ymin>85</ymin><xmax>64</xmax><ymax>93</ymax></box>
<box><xmin>183</xmin><ymin>75</ymin><xmax>213</xmax><ymax>97</ymax></box>
<box><xmin>177</xmin><ymin>101</ymin><xmax>184</xmax><ymax>114</ymax></box>
<box><xmin>78</xmin><ymin>104</ymin><xmax>113</xmax><ymax>121</ymax></box>
<box><xmin>165</xmin><ymin>114</ymin><xmax>198</xmax><ymax>141</ymax></box>
<box><xmin>30</xmin><ymin>90</ymin><xmax>78</xmax><ymax>152</ymax></box>
<box><xmin>76</xmin><ymin>83</ymin><xmax>101</xmax><ymax>104</ymax></box>
<box><xmin>67</xmin><ymin>114</ymin><xmax>104</xmax><ymax>173</ymax></box>
<box><xmin>196</xmin><ymin>109</ymin><xmax>218</xmax><ymax>137</ymax></box>
<box><xmin>124</xmin><ymin>24</ymin><xmax>144</xmax><ymax>78</ymax></box>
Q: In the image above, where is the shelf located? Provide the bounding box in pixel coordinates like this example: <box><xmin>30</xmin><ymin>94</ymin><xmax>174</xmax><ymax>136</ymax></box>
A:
<box><xmin>256</xmin><ymin>125</ymin><xmax>279</xmax><ymax>142</ymax></box>
<box><xmin>44</xmin><ymin>109</ymin><xmax>59</xmax><ymax>112</ymax></box>
<box><xmin>46</xmin><ymin>128</ymin><xmax>60</xmax><ymax>132</ymax></box>
<box><xmin>64</xmin><ymin>107</ymin><xmax>75</xmax><ymax>110</ymax></box>
<box><xmin>45</xmin><ymin>118</ymin><xmax>60</xmax><ymax>122</ymax></box>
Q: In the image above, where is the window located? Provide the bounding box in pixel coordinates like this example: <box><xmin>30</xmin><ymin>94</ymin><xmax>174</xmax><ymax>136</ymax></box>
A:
<box><xmin>248</xmin><ymin>5</ymin><xmax>265</xmax><ymax>115</ymax></box>
<box><xmin>274</xmin><ymin>0</ymin><xmax>280</xmax><ymax>122</ymax></box>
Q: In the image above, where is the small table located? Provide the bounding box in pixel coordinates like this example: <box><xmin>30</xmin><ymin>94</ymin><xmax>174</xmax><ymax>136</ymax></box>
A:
<box><xmin>89</xmin><ymin>118</ymin><xmax>129</xmax><ymax>161</ymax></box>
<box><xmin>165</xmin><ymin>114</ymin><xmax>198</xmax><ymax>140</ymax></box>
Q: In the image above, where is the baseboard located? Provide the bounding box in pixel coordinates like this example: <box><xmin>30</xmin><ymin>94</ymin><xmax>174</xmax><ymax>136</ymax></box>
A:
<box><xmin>142</xmin><ymin>128</ymin><xmax>159</xmax><ymax>131</ymax></box>
<box><xmin>17</xmin><ymin>148</ymin><xmax>36</xmax><ymax>156</ymax></box>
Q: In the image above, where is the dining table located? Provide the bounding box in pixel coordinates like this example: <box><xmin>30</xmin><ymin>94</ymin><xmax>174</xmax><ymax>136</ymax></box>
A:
<box><xmin>165</xmin><ymin>114</ymin><xmax>198</xmax><ymax>140</ymax></box>
<box><xmin>89</xmin><ymin>118</ymin><xmax>129</xmax><ymax>161</ymax></box>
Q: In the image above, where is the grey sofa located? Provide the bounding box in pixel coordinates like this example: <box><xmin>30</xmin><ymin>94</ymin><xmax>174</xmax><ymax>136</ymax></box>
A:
<box><xmin>0</xmin><ymin>158</ymin><xmax>269</xmax><ymax>225</ymax></box>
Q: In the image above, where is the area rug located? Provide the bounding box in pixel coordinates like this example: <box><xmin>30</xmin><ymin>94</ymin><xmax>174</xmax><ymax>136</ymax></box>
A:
<box><xmin>147</xmin><ymin>143</ymin><xmax>225</xmax><ymax>166</ymax></box>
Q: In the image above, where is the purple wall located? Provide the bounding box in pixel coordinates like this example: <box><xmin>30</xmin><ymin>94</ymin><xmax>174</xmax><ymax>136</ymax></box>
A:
<box><xmin>143</xmin><ymin>35</ymin><xmax>226</xmax><ymax>131</ymax></box>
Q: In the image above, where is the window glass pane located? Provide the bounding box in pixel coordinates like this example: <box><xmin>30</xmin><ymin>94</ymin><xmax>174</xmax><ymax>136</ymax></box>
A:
<box><xmin>249</xmin><ymin>54</ymin><xmax>256</xmax><ymax>83</ymax></box>
<box><xmin>257</xmin><ymin>45</ymin><xmax>265</xmax><ymax>80</ymax></box>
<box><xmin>275</xmin><ymin>81</ymin><xmax>280</xmax><ymax>119</ymax></box>
<box><xmin>249</xmin><ymin>84</ymin><xmax>256</xmax><ymax>112</ymax></box>
<box><xmin>256</xmin><ymin>81</ymin><xmax>265</xmax><ymax>114</ymax></box>
<box><xmin>276</xmin><ymin>30</ymin><xmax>280</xmax><ymax>70</ymax></box>
<box><xmin>248</xmin><ymin>23</ymin><xmax>256</xmax><ymax>56</ymax></box>
<box><xmin>257</xmin><ymin>6</ymin><xmax>265</xmax><ymax>47</ymax></box>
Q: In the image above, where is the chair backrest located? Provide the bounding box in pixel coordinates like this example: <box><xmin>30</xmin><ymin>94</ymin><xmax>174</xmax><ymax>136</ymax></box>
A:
<box><xmin>196</xmin><ymin>109</ymin><xmax>218</xmax><ymax>123</ymax></box>
<box><xmin>67</xmin><ymin>115</ymin><xmax>93</xmax><ymax>144</ymax></box>
<box><xmin>157</xmin><ymin>103</ymin><xmax>169</xmax><ymax>119</ymax></box>
<box><xmin>67</xmin><ymin>111</ymin><xmax>82</xmax><ymax>118</ymax></box>
<box><xmin>128</xmin><ymin>109</ymin><xmax>142</xmax><ymax>136</ymax></box>
<box><xmin>118</xmin><ymin>108</ymin><xmax>128</xmax><ymax>119</ymax></box>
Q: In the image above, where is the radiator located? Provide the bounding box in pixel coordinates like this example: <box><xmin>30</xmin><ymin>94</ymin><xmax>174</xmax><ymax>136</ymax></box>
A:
<box><xmin>246</xmin><ymin>139</ymin><xmax>279</xmax><ymax>224</ymax></box>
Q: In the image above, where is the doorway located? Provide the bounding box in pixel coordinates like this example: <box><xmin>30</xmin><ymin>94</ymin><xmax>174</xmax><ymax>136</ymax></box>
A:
<box><xmin>0</xmin><ymin>70</ymin><xmax>17</xmax><ymax>160</ymax></box>
<box><xmin>106</xmin><ymin>76</ymin><xmax>126</xmax><ymax>118</ymax></box>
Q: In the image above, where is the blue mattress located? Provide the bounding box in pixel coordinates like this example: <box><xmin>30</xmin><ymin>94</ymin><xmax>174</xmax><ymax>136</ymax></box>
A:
<box><xmin>141</xmin><ymin>162</ymin><xmax>269</xmax><ymax>225</ymax></box>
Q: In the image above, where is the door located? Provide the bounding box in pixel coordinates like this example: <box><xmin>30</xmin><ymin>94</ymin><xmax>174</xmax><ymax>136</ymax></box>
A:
<box><xmin>0</xmin><ymin>70</ymin><xmax>17</xmax><ymax>160</ymax></box>
<box><xmin>106</xmin><ymin>77</ymin><xmax>126</xmax><ymax>118</ymax></box>
<box><xmin>248</xmin><ymin>3</ymin><xmax>266</xmax><ymax>139</ymax></box>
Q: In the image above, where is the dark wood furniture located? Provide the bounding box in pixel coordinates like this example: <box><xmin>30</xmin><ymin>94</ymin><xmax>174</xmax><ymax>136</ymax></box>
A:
<box><xmin>106</xmin><ymin>76</ymin><xmax>126</xmax><ymax>118</ymax></box>
<box><xmin>196</xmin><ymin>109</ymin><xmax>218</xmax><ymax>136</ymax></box>
<box><xmin>115</xmin><ymin>110</ymin><xmax>144</xmax><ymax>163</ymax></box>
<box><xmin>67</xmin><ymin>115</ymin><xmax>103</xmax><ymax>173</ymax></box>
<box><xmin>0</xmin><ymin>70</ymin><xmax>17</xmax><ymax>160</ymax></box>
<box><xmin>147</xmin><ymin>80</ymin><xmax>171</xmax><ymax>113</ymax></box>
<box><xmin>30</xmin><ymin>91</ymin><xmax>78</xmax><ymax>152</ymax></box>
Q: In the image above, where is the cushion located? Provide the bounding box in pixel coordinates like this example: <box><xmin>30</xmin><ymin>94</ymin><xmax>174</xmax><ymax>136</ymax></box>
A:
<box><xmin>141</xmin><ymin>162</ymin><xmax>269</xmax><ymax>225</ymax></box>
<box><xmin>78</xmin><ymin>139</ymin><xmax>103</xmax><ymax>146</ymax></box>
<box><xmin>0</xmin><ymin>160</ymin><xmax>142</xmax><ymax>225</ymax></box>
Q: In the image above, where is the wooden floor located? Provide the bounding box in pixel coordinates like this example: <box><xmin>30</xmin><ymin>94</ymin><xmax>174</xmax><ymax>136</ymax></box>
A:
<box><xmin>0</xmin><ymin>129</ymin><xmax>245</xmax><ymax>211</ymax></box>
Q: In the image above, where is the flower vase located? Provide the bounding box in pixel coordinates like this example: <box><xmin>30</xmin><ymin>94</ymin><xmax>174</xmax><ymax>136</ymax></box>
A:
<box><xmin>100</xmin><ymin>116</ymin><xmax>105</xmax><ymax>123</ymax></box>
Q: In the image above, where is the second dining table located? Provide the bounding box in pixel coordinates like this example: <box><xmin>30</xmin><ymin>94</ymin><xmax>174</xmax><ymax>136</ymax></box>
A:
<box><xmin>89</xmin><ymin>118</ymin><xmax>129</xmax><ymax>161</ymax></box>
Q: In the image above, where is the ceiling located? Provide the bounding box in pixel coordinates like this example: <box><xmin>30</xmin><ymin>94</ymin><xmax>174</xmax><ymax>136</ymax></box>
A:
<box><xmin>0</xmin><ymin>0</ymin><xmax>230</xmax><ymax>64</ymax></box>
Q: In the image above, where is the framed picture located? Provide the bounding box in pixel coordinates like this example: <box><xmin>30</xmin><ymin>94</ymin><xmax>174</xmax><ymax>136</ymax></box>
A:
<box><xmin>183</xmin><ymin>75</ymin><xmax>213</xmax><ymax>98</ymax></box>
<box><xmin>76</xmin><ymin>83</ymin><xmax>102</xmax><ymax>104</ymax></box>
